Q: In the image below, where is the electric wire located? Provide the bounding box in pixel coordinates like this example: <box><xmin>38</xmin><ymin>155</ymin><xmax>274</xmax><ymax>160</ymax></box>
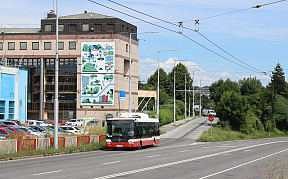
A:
<box><xmin>94</xmin><ymin>0</ymin><xmax>262</xmax><ymax>73</ymax></box>
<box><xmin>184</xmin><ymin>0</ymin><xmax>286</xmax><ymax>22</ymax></box>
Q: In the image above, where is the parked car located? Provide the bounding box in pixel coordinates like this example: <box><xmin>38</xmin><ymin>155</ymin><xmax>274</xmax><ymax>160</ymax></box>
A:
<box><xmin>18</xmin><ymin>126</ymin><xmax>46</xmax><ymax>136</ymax></box>
<box><xmin>2</xmin><ymin>121</ymin><xmax>19</xmax><ymax>127</ymax></box>
<box><xmin>0</xmin><ymin>127</ymin><xmax>33</xmax><ymax>137</ymax></box>
<box><xmin>27</xmin><ymin>120</ymin><xmax>50</xmax><ymax>126</ymax></box>
<box><xmin>0</xmin><ymin>122</ymin><xmax>6</xmax><ymax>126</ymax></box>
<box><xmin>0</xmin><ymin>128</ymin><xmax>15</xmax><ymax>137</ymax></box>
<box><xmin>59</xmin><ymin>126</ymin><xmax>88</xmax><ymax>134</ymax></box>
<box><xmin>0</xmin><ymin>133</ymin><xmax>9</xmax><ymax>139</ymax></box>
<box><xmin>52</xmin><ymin>120</ymin><xmax>66</xmax><ymax>126</ymax></box>
<box><xmin>47</xmin><ymin>126</ymin><xmax>70</xmax><ymax>134</ymax></box>
<box><xmin>65</xmin><ymin>119</ymin><xmax>83</xmax><ymax>126</ymax></box>
<box><xmin>6</xmin><ymin>119</ymin><xmax>29</xmax><ymax>126</ymax></box>
<box><xmin>87</xmin><ymin>120</ymin><xmax>99</xmax><ymax>126</ymax></box>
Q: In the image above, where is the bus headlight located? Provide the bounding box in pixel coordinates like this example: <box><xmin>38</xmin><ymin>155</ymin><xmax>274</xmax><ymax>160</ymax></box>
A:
<box><xmin>106</xmin><ymin>139</ymin><xmax>111</xmax><ymax>144</ymax></box>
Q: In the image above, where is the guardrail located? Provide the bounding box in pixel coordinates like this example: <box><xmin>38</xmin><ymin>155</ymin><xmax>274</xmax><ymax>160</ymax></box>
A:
<box><xmin>0</xmin><ymin>135</ymin><xmax>106</xmax><ymax>154</ymax></box>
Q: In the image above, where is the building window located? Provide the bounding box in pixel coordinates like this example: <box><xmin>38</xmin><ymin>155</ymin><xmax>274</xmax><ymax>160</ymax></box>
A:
<box><xmin>94</xmin><ymin>24</ymin><xmax>102</xmax><ymax>32</ymax></box>
<box><xmin>0</xmin><ymin>42</ymin><xmax>3</xmax><ymax>50</ymax></box>
<box><xmin>8</xmin><ymin>42</ymin><xmax>15</xmax><ymax>50</ymax></box>
<box><xmin>32</xmin><ymin>42</ymin><xmax>39</xmax><ymax>50</ymax></box>
<box><xmin>126</xmin><ymin>44</ymin><xmax>128</xmax><ymax>52</ymax></box>
<box><xmin>107</xmin><ymin>24</ymin><xmax>114</xmax><ymax>32</ymax></box>
<box><xmin>121</xmin><ymin>25</ymin><xmax>125</xmax><ymax>32</ymax></box>
<box><xmin>44</xmin><ymin>42</ymin><xmax>51</xmax><ymax>50</ymax></box>
<box><xmin>82</xmin><ymin>24</ymin><xmax>89</xmax><ymax>32</ymax></box>
<box><xmin>58</xmin><ymin>24</ymin><xmax>64</xmax><ymax>32</ymax></box>
<box><xmin>69</xmin><ymin>42</ymin><xmax>76</xmax><ymax>50</ymax></box>
<box><xmin>69</xmin><ymin>24</ymin><xmax>77</xmax><ymax>32</ymax></box>
<box><xmin>44</xmin><ymin>24</ymin><xmax>52</xmax><ymax>32</ymax></box>
<box><xmin>20</xmin><ymin>42</ymin><xmax>27</xmax><ymax>50</ymax></box>
<box><xmin>58</xmin><ymin>42</ymin><xmax>64</xmax><ymax>50</ymax></box>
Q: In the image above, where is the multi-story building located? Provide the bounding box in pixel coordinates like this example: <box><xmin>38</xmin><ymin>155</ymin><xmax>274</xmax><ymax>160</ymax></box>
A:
<box><xmin>0</xmin><ymin>11</ymin><xmax>139</xmax><ymax>121</ymax></box>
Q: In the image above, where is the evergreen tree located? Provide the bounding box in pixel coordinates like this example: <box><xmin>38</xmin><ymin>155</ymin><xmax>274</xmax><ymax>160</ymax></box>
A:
<box><xmin>268</xmin><ymin>63</ymin><xmax>288</xmax><ymax>97</ymax></box>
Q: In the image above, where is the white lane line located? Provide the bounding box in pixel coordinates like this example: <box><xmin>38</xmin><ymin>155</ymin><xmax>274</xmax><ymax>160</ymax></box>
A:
<box><xmin>199</xmin><ymin>148</ymin><xmax>288</xmax><ymax>179</ymax></box>
<box><xmin>94</xmin><ymin>141</ymin><xmax>286</xmax><ymax>179</ymax></box>
<box><xmin>102</xmin><ymin>161</ymin><xmax>120</xmax><ymax>165</ymax></box>
<box><xmin>146</xmin><ymin>155</ymin><xmax>160</xmax><ymax>158</ymax></box>
<box><xmin>34</xmin><ymin>170</ymin><xmax>62</xmax><ymax>176</ymax></box>
<box><xmin>179</xmin><ymin>150</ymin><xmax>190</xmax><ymax>153</ymax></box>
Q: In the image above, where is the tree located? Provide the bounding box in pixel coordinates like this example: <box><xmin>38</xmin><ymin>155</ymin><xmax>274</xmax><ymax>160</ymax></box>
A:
<box><xmin>216</xmin><ymin>91</ymin><xmax>248</xmax><ymax>131</ymax></box>
<box><xmin>239</xmin><ymin>77</ymin><xmax>263</xmax><ymax>96</ymax></box>
<box><xmin>147</xmin><ymin>68</ymin><xmax>168</xmax><ymax>91</ymax></box>
<box><xmin>210</xmin><ymin>79</ymin><xmax>240</xmax><ymax>105</ymax></box>
<box><xmin>167</xmin><ymin>63</ymin><xmax>192</xmax><ymax>101</ymax></box>
<box><xmin>268</xmin><ymin>63</ymin><xmax>288</xmax><ymax>97</ymax></box>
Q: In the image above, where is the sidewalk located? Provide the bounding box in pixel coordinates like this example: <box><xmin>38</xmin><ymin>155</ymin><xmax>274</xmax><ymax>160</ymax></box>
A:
<box><xmin>160</xmin><ymin>117</ymin><xmax>194</xmax><ymax>134</ymax></box>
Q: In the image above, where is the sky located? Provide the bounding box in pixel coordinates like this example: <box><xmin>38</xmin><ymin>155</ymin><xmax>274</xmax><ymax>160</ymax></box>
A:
<box><xmin>0</xmin><ymin>0</ymin><xmax>287</xmax><ymax>86</ymax></box>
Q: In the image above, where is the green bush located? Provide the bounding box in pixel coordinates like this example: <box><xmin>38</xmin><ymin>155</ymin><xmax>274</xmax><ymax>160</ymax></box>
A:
<box><xmin>240</xmin><ymin>110</ymin><xmax>264</xmax><ymax>134</ymax></box>
<box><xmin>159</xmin><ymin>108</ymin><xmax>174</xmax><ymax>126</ymax></box>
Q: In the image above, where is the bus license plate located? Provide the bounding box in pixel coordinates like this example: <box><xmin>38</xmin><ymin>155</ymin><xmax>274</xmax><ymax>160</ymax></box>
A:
<box><xmin>116</xmin><ymin>145</ymin><xmax>123</xmax><ymax>147</ymax></box>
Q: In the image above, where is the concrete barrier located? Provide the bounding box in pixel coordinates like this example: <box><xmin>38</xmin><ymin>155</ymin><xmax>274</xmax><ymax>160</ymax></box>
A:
<box><xmin>0</xmin><ymin>135</ymin><xmax>102</xmax><ymax>154</ymax></box>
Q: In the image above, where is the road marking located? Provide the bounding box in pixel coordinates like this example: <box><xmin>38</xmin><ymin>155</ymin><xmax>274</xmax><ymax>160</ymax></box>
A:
<box><xmin>34</xmin><ymin>170</ymin><xmax>62</xmax><ymax>176</ymax></box>
<box><xmin>146</xmin><ymin>155</ymin><xmax>160</xmax><ymax>158</ymax></box>
<box><xmin>102</xmin><ymin>161</ymin><xmax>120</xmax><ymax>165</ymax></box>
<box><xmin>179</xmin><ymin>150</ymin><xmax>190</xmax><ymax>153</ymax></box>
<box><xmin>199</xmin><ymin>148</ymin><xmax>288</xmax><ymax>179</ymax></box>
<box><xmin>243</xmin><ymin>150</ymin><xmax>252</xmax><ymax>152</ymax></box>
<box><xmin>94</xmin><ymin>141</ymin><xmax>286</xmax><ymax>179</ymax></box>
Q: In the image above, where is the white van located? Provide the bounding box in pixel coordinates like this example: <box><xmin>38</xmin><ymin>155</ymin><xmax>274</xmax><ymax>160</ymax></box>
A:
<box><xmin>203</xmin><ymin>109</ymin><xmax>216</xmax><ymax>117</ymax></box>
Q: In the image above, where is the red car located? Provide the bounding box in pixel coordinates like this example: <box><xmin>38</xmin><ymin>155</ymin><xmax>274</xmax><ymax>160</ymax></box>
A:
<box><xmin>0</xmin><ymin>127</ymin><xmax>33</xmax><ymax>137</ymax></box>
<box><xmin>0</xmin><ymin>128</ymin><xmax>15</xmax><ymax>137</ymax></box>
<box><xmin>52</xmin><ymin>120</ymin><xmax>66</xmax><ymax>126</ymax></box>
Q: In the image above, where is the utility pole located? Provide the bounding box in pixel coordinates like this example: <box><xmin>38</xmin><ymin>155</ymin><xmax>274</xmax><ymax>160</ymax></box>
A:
<box><xmin>54</xmin><ymin>0</ymin><xmax>59</xmax><ymax>149</ymax></box>
<box><xmin>129</xmin><ymin>32</ymin><xmax>157</xmax><ymax>113</ymax></box>
<box><xmin>199</xmin><ymin>80</ymin><xmax>202</xmax><ymax>117</ymax></box>
<box><xmin>185</xmin><ymin>75</ymin><xmax>186</xmax><ymax>120</ymax></box>
<box><xmin>157</xmin><ymin>50</ymin><xmax>178</xmax><ymax>118</ymax></box>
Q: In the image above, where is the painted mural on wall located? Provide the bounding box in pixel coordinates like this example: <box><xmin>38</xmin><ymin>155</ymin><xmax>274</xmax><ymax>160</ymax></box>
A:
<box><xmin>81</xmin><ymin>74</ymin><xmax>114</xmax><ymax>105</ymax></box>
<box><xmin>81</xmin><ymin>42</ymin><xmax>115</xmax><ymax>73</ymax></box>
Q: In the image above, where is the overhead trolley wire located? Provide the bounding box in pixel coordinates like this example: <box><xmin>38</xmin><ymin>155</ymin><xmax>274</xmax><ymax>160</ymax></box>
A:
<box><xmin>105</xmin><ymin>0</ymin><xmax>284</xmax><ymax>74</ymax></box>
<box><xmin>183</xmin><ymin>0</ymin><xmax>286</xmax><ymax>22</ymax></box>
<box><xmin>88</xmin><ymin>0</ymin><xmax>263</xmax><ymax>74</ymax></box>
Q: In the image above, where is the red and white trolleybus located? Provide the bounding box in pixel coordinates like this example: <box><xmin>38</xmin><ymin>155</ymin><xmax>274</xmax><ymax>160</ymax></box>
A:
<box><xmin>106</xmin><ymin>113</ymin><xmax>160</xmax><ymax>149</ymax></box>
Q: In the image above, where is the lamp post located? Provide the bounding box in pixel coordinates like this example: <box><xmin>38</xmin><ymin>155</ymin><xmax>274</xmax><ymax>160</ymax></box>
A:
<box><xmin>192</xmin><ymin>70</ymin><xmax>200</xmax><ymax>118</ymax></box>
<box><xmin>129</xmin><ymin>32</ymin><xmax>157</xmax><ymax>113</ymax></box>
<box><xmin>54</xmin><ymin>0</ymin><xmax>59</xmax><ymax>149</ymax></box>
<box><xmin>199</xmin><ymin>79</ymin><xmax>210</xmax><ymax>117</ymax></box>
<box><xmin>173</xmin><ymin>59</ymin><xmax>191</xmax><ymax>126</ymax></box>
<box><xmin>157</xmin><ymin>50</ymin><xmax>178</xmax><ymax>118</ymax></box>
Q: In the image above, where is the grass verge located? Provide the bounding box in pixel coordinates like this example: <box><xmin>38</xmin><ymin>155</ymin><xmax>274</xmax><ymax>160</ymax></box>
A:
<box><xmin>197</xmin><ymin>126</ymin><xmax>288</xmax><ymax>142</ymax></box>
<box><xmin>0</xmin><ymin>141</ymin><xmax>106</xmax><ymax>161</ymax></box>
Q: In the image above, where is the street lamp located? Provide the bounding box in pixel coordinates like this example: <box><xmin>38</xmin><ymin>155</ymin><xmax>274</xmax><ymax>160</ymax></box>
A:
<box><xmin>157</xmin><ymin>50</ymin><xmax>179</xmax><ymax>118</ymax></box>
<box><xmin>192</xmin><ymin>70</ymin><xmax>200</xmax><ymax>118</ymax></box>
<box><xmin>173</xmin><ymin>59</ymin><xmax>191</xmax><ymax>126</ymax></box>
<box><xmin>199</xmin><ymin>80</ymin><xmax>210</xmax><ymax>116</ymax></box>
<box><xmin>129</xmin><ymin>32</ymin><xmax>158</xmax><ymax>113</ymax></box>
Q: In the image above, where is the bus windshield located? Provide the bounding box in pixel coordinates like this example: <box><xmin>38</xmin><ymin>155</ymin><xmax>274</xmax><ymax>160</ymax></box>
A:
<box><xmin>107</xmin><ymin>120</ymin><xmax>134</xmax><ymax>138</ymax></box>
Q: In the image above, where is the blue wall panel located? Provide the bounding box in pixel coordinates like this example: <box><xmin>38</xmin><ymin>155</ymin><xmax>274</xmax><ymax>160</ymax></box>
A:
<box><xmin>18</xmin><ymin>69</ymin><xmax>28</xmax><ymax>122</ymax></box>
<box><xmin>1</xmin><ymin>74</ymin><xmax>15</xmax><ymax>100</ymax></box>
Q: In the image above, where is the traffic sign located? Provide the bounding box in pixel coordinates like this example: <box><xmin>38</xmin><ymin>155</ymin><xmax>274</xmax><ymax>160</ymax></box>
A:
<box><xmin>208</xmin><ymin>116</ymin><xmax>214</xmax><ymax>122</ymax></box>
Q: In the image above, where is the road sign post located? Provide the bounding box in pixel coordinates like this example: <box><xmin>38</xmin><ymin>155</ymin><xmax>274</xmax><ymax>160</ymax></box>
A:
<box><xmin>208</xmin><ymin>116</ymin><xmax>214</xmax><ymax>136</ymax></box>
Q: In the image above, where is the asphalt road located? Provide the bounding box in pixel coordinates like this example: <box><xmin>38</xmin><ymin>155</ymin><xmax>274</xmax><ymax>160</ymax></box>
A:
<box><xmin>0</xmin><ymin>117</ymin><xmax>287</xmax><ymax>179</ymax></box>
